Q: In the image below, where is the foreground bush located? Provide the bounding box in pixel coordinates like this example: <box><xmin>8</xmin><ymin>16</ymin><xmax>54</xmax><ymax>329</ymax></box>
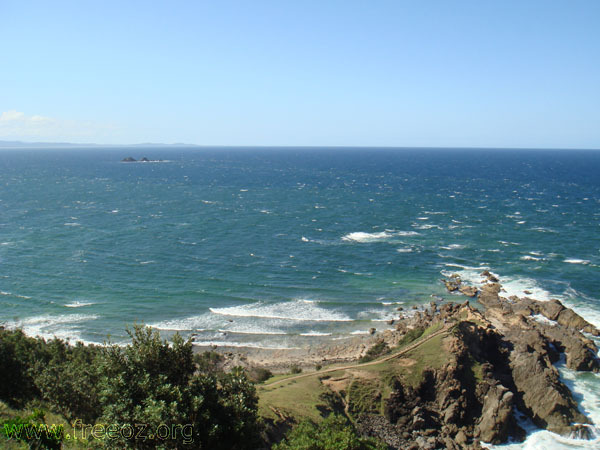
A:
<box><xmin>273</xmin><ymin>414</ymin><xmax>385</xmax><ymax>450</ymax></box>
<box><xmin>0</xmin><ymin>325</ymin><xmax>262</xmax><ymax>449</ymax></box>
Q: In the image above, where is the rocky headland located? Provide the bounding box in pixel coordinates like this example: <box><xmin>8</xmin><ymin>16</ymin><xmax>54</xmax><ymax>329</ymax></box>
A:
<box><xmin>242</xmin><ymin>273</ymin><xmax>600</xmax><ymax>449</ymax></box>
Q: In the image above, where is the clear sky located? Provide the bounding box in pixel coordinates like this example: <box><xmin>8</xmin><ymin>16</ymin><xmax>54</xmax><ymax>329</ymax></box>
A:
<box><xmin>1</xmin><ymin>0</ymin><xmax>599</xmax><ymax>148</ymax></box>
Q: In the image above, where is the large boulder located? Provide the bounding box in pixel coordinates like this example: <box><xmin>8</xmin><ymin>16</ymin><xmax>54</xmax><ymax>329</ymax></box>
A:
<box><xmin>507</xmin><ymin>329</ymin><xmax>588</xmax><ymax>435</ymax></box>
<box><xmin>476</xmin><ymin>383</ymin><xmax>515</xmax><ymax>444</ymax></box>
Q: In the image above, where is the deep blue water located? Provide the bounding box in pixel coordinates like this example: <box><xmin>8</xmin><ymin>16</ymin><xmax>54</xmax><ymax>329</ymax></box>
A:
<box><xmin>1</xmin><ymin>147</ymin><xmax>599</xmax><ymax>349</ymax></box>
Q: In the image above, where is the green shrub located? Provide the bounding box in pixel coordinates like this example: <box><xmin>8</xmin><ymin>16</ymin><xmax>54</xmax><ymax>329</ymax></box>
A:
<box><xmin>273</xmin><ymin>414</ymin><xmax>385</xmax><ymax>450</ymax></box>
<box><xmin>290</xmin><ymin>365</ymin><xmax>302</xmax><ymax>374</ymax></box>
<box><xmin>249</xmin><ymin>367</ymin><xmax>273</xmax><ymax>383</ymax></box>
<box><xmin>0</xmin><ymin>327</ymin><xmax>52</xmax><ymax>407</ymax></box>
<box><xmin>359</xmin><ymin>340</ymin><xmax>389</xmax><ymax>363</ymax></box>
<box><xmin>98</xmin><ymin>325</ymin><xmax>261</xmax><ymax>449</ymax></box>
<box><xmin>194</xmin><ymin>350</ymin><xmax>224</xmax><ymax>374</ymax></box>
<box><xmin>1</xmin><ymin>409</ymin><xmax>63</xmax><ymax>450</ymax></box>
<box><xmin>34</xmin><ymin>340</ymin><xmax>102</xmax><ymax>424</ymax></box>
<box><xmin>395</xmin><ymin>327</ymin><xmax>424</xmax><ymax>348</ymax></box>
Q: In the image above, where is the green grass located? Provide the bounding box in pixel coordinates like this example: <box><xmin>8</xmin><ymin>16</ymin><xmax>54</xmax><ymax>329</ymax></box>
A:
<box><xmin>397</xmin><ymin>333</ymin><xmax>450</xmax><ymax>388</ymax></box>
<box><xmin>258</xmin><ymin>325</ymin><xmax>454</xmax><ymax>424</ymax></box>
<box><xmin>258</xmin><ymin>375</ymin><xmax>330</xmax><ymax>422</ymax></box>
<box><xmin>347</xmin><ymin>380</ymin><xmax>382</xmax><ymax>417</ymax></box>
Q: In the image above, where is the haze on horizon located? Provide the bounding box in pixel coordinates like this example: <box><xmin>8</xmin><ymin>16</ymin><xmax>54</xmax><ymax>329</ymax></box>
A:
<box><xmin>1</xmin><ymin>0</ymin><xmax>599</xmax><ymax>149</ymax></box>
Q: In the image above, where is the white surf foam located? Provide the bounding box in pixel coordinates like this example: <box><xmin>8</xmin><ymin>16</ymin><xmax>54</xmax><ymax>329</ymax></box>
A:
<box><xmin>440</xmin><ymin>244</ymin><xmax>465</xmax><ymax>250</ymax></box>
<box><xmin>520</xmin><ymin>255</ymin><xmax>542</xmax><ymax>261</ymax></box>
<box><xmin>148</xmin><ymin>313</ymin><xmax>219</xmax><ymax>331</ymax></box>
<box><xmin>300</xmin><ymin>331</ymin><xmax>332</xmax><ymax>336</ymax></box>
<box><xmin>500</xmin><ymin>278</ymin><xmax>553</xmax><ymax>301</ymax></box>
<box><xmin>342</xmin><ymin>230</ymin><xmax>418</xmax><ymax>243</ymax></box>
<box><xmin>532</xmin><ymin>314</ymin><xmax>557</xmax><ymax>326</ymax></box>
<box><xmin>0</xmin><ymin>290</ymin><xmax>32</xmax><ymax>299</ymax></box>
<box><xmin>210</xmin><ymin>299</ymin><xmax>352</xmax><ymax>322</ymax></box>
<box><xmin>564</xmin><ymin>259</ymin><xmax>591</xmax><ymax>265</ymax></box>
<box><xmin>192</xmin><ymin>341</ymin><xmax>299</xmax><ymax>350</ymax></box>
<box><xmin>4</xmin><ymin>314</ymin><xmax>99</xmax><ymax>343</ymax></box>
<box><xmin>65</xmin><ymin>301</ymin><xmax>95</xmax><ymax>308</ymax></box>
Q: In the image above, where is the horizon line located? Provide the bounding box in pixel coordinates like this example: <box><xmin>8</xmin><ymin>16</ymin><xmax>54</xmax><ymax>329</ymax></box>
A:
<box><xmin>0</xmin><ymin>139</ymin><xmax>598</xmax><ymax>152</ymax></box>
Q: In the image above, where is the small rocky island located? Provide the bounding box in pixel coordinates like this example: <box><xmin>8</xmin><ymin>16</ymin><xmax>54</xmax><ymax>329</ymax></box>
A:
<box><xmin>121</xmin><ymin>156</ymin><xmax>163</xmax><ymax>162</ymax></box>
<box><xmin>242</xmin><ymin>272</ymin><xmax>600</xmax><ymax>449</ymax></box>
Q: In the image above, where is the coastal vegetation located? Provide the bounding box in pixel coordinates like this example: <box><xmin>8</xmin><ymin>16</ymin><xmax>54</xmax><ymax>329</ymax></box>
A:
<box><xmin>0</xmin><ymin>325</ymin><xmax>261</xmax><ymax>449</ymax></box>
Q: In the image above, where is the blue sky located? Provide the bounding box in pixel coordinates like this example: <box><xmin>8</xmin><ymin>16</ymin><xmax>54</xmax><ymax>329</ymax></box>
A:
<box><xmin>1</xmin><ymin>0</ymin><xmax>598</xmax><ymax>148</ymax></box>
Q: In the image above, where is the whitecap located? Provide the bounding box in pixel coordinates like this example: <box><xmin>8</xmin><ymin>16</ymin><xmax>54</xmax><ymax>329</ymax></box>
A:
<box><xmin>396</xmin><ymin>248</ymin><xmax>413</xmax><ymax>253</ymax></box>
<box><xmin>414</xmin><ymin>224</ymin><xmax>442</xmax><ymax>230</ymax></box>
<box><xmin>530</xmin><ymin>227</ymin><xmax>557</xmax><ymax>233</ymax></box>
<box><xmin>0</xmin><ymin>291</ymin><xmax>31</xmax><ymax>299</ymax></box>
<box><xmin>342</xmin><ymin>231</ymin><xmax>392</xmax><ymax>242</ymax></box>
<box><xmin>300</xmin><ymin>331</ymin><xmax>332</xmax><ymax>336</ymax></box>
<box><xmin>440</xmin><ymin>244</ymin><xmax>465</xmax><ymax>250</ymax></box>
<box><xmin>210</xmin><ymin>299</ymin><xmax>352</xmax><ymax>322</ymax></box>
<box><xmin>350</xmin><ymin>330</ymin><xmax>370</xmax><ymax>335</ymax></box>
<box><xmin>148</xmin><ymin>314</ymin><xmax>219</xmax><ymax>331</ymax></box>
<box><xmin>564</xmin><ymin>259</ymin><xmax>591</xmax><ymax>265</ymax></box>
<box><xmin>342</xmin><ymin>230</ymin><xmax>419</xmax><ymax>243</ymax></box>
<box><xmin>520</xmin><ymin>255</ymin><xmax>541</xmax><ymax>261</ymax></box>
<box><xmin>65</xmin><ymin>301</ymin><xmax>95</xmax><ymax>308</ymax></box>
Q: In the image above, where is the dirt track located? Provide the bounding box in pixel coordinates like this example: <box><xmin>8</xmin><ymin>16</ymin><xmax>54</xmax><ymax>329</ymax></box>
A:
<box><xmin>262</xmin><ymin>325</ymin><xmax>449</xmax><ymax>387</ymax></box>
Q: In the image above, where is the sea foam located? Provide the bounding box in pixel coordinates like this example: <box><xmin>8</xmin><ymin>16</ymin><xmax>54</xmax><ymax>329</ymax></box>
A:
<box><xmin>210</xmin><ymin>299</ymin><xmax>352</xmax><ymax>322</ymax></box>
<box><xmin>342</xmin><ymin>230</ymin><xmax>418</xmax><ymax>243</ymax></box>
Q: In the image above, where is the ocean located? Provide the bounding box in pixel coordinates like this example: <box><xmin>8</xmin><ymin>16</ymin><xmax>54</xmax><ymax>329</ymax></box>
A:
<box><xmin>1</xmin><ymin>147</ymin><xmax>599</xmax><ymax>448</ymax></box>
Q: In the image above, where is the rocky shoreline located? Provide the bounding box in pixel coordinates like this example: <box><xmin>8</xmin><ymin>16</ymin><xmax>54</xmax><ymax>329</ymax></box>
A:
<box><xmin>197</xmin><ymin>274</ymin><xmax>600</xmax><ymax>449</ymax></box>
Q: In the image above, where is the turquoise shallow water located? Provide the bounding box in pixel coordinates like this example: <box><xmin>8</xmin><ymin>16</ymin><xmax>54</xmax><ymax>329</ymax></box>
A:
<box><xmin>1</xmin><ymin>147</ymin><xmax>600</xmax><ymax>447</ymax></box>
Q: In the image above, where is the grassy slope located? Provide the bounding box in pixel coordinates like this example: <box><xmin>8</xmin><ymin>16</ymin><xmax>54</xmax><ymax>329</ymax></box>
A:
<box><xmin>258</xmin><ymin>323</ymin><xmax>452</xmax><ymax>423</ymax></box>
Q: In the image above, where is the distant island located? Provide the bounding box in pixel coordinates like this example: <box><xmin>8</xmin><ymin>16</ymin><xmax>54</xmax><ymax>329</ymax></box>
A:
<box><xmin>121</xmin><ymin>156</ymin><xmax>164</xmax><ymax>163</ymax></box>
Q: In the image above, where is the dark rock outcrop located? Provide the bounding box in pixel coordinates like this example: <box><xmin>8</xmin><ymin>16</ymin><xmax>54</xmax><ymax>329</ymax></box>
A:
<box><xmin>362</xmin><ymin>276</ymin><xmax>599</xmax><ymax>448</ymax></box>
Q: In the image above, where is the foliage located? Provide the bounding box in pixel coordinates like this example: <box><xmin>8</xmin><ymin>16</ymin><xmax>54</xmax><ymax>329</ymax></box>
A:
<box><xmin>273</xmin><ymin>414</ymin><xmax>385</xmax><ymax>450</ymax></box>
<box><xmin>290</xmin><ymin>365</ymin><xmax>302</xmax><ymax>374</ymax></box>
<box><xmin>248</xmin><ymin>367</ymin><xmax>273</xmax><ymax>383</ymax></box>
<box><xmin>1</xmin><ymin>409</ymin><xmax>63</xmax><ymax>450</ymax></box>
<box><xmin>98</xmin><ymin>325</ymin><xmax>261</xmax><ymax>449</ymax></box>
<box><xmin>347</xmin><ymin>380</ymin><xmax>382</xmax><ymax>417</ymax></box>
<box><xmin>1</xmin><ymin>325</ymin><xmax>262</xmax><ymax>449</ymax></box>
<box><xmin>394</xmin><ymin>327</ymin><xmax>425</xmax><ymax>349</ymax></box>
<box><xmin>359</xmin><ymin>340</ymin><xmax>389</xmax><ymax>363</ymax></box>
<box><xmin>0</xmin><ymin>328</ymin><xmax>51</xmax><ymax>407</ymax></box>
<box><xmin>33</xmin><ymin>340</ymin><xmax>102</xmax><ymax>424</ymax></box>
<box><xmin>193</xmin><ymin>350</ymin><xmax>223</xmax><ymax>374</ymax></box>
